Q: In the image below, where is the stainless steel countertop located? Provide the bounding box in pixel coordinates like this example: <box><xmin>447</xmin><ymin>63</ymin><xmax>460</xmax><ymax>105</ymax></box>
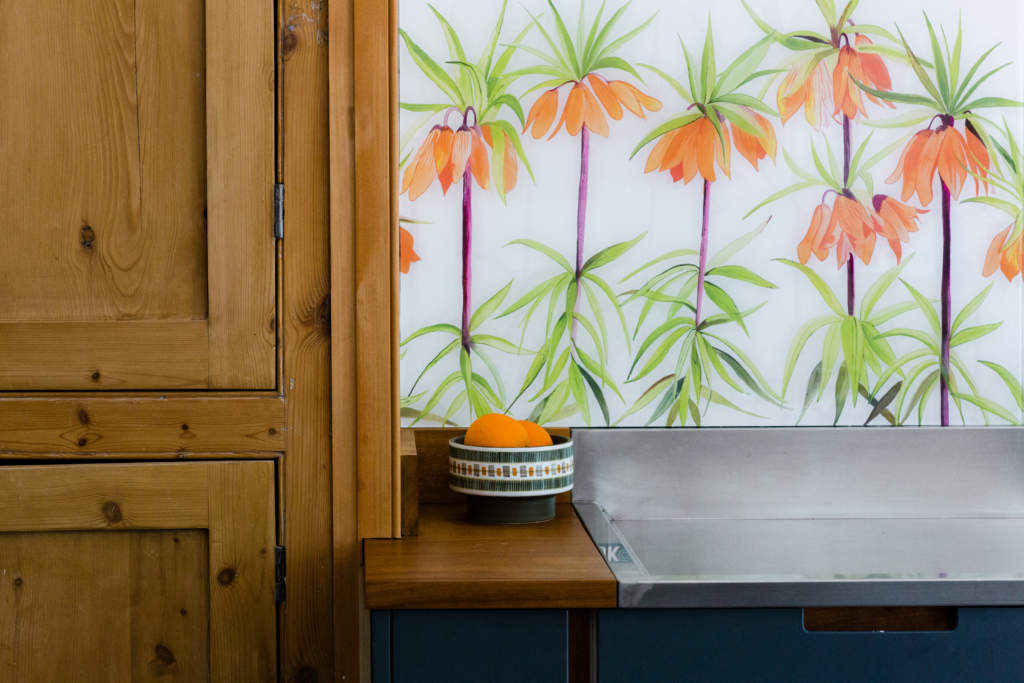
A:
<box><xmin>571</xmin><ymin>427</ymin><xmax>1024</xmax><ymax>607</ymax></box>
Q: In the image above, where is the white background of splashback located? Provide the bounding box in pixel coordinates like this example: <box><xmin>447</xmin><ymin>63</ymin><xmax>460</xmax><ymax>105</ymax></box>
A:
<box><xmin>399</xmin><ymin>0</ymin><xmax>1024</xmax><ymax>427</ymax></box>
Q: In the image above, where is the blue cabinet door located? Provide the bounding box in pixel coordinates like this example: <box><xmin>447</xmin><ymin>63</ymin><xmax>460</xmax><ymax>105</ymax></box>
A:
<box><xmin>599</xmin><ymin>608</ymin><xmax>1024</xmax><ymax>683</ymax></box>
<box><xmin>373</xmin><ymin>610</ymin><xmax>569</xmax><ymax>683</ymax></box>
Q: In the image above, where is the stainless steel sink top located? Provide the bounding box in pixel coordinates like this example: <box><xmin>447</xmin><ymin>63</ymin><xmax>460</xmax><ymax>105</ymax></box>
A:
<box><xmin>571</xmin><ymin>427</ymin><xmax>1024</xmax><ymax>607</ymax></box>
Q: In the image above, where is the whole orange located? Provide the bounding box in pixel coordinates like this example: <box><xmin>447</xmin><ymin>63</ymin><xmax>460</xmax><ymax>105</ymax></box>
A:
<box><xmin>518</xmin><ymin>420</ymin><xmax>553</xmax><ymax>447</ymax></box>
<box><xmin>464</xmin><ymin>413</ymin><xmax>528</xmax><ymax>448</ymax></box>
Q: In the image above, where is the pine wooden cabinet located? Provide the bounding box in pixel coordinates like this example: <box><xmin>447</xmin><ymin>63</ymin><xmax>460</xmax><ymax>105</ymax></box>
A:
<box><xmin>0</xmin><ymin>461</ymin><xmax>278</xmax><ymax>681</ymax></box>
<box><xmin>0</xmin><ymin>0</ymin><xmax>276</xmax><ymax>390</ymax></box>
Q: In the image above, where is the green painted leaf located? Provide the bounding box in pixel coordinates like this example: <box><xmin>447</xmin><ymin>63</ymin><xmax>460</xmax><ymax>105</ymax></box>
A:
<box><xmin>950</xmin><ymin>323</ymin><xmax>1002</xmax><ymax>347</ymax></box>
<box><xmin>470</xmin><ymin>281</ymin><xmax>513</xmax><ymax>332</ymax></box>
<box><xmin>401</xmin><ymin>323</ymin><xmax>461</xmax><ymax>347</ymax></box>
<box><xmin>507</xmin><ymin>238</ymin><xmax>574</xmax><ymax>272</ymax></box>
<box><xmin>979</xmin><ymin>361</ymin><xmax>1024</xmax><ymax>415</ymax></box>
<box><xmin>583</xmin><ymin>232</ymin><xmax>646</xmax><ymax>272</ymax></box>
<box><xmin>777</xmin><ymin>259</ymin><xmax>846</xmax><ymax>316</ymax></box>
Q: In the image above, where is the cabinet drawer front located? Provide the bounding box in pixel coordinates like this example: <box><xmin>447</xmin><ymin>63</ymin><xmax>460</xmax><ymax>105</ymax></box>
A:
<box><xmin>374</xmin><ymin>610</ymin><xmax>569</xmax><ymax>683</ymax></box>
<box><xmin>599</xmin><ymin>608</ymin><xmax>1024</xmax><ymax>683</ymax></box>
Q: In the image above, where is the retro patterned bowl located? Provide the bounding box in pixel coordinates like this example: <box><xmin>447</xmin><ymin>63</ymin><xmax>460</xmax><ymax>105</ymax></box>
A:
<box><xmin>448</xmin><ymin>435</ymin><xmax>574</xmax><ymax>524</ymax></box>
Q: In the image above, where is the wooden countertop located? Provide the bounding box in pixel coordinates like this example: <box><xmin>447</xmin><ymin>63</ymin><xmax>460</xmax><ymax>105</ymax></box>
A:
<box><xmin>364</xmin><ymin>503</ymin><xmax>617</xmax><ymax>610</ymax></box>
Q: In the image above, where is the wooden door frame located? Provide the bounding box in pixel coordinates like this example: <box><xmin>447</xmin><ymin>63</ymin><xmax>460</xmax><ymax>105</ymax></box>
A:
<box><xmin>330</xmin><ymin>0</ymin><xmax>400</xmax><ymax>678</ymax></box>
<box><xmin>0</xmin><ymin>460</ymin><xmax>278</xmax><ymax>681</ymax></box>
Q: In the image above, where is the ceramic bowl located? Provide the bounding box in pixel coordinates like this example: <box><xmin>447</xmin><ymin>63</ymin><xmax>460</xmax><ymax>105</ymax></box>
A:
<box><xmin>448</xmin><ymin>435</ymin><xmax>574</xmax><ymax>523</ymax></box>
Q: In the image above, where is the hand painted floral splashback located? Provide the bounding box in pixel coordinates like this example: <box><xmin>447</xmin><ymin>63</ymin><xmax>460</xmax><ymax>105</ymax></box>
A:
<box><xmin>399</xmin><ymin>0</ymin><xmax>1024</xmax><ymax>428</ymax></box>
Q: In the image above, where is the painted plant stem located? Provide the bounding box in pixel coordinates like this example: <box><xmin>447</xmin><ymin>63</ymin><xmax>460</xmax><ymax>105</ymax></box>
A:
<box><xmin>939</xmin><ymin>176</ymin><xmax>952</xmax><ymax>427</ymax></box>
<box><xmin>461</xmin><ymin>164</ymin><xmax>473</xmax><ymax>350</ymax></box>
<box><xmin>843</xmin><ymin>114</ymin><xmax>855</xmax><ymax>316</ymax></box>
<box><xmin>571</xmin><ymin>125</ymin><xmax>591</xmax><ymax>342</ymax></box>
<box><xmin>695</xmin><ymin>179</ymin><xmax>712</xmax><ymax>327</ymax></box>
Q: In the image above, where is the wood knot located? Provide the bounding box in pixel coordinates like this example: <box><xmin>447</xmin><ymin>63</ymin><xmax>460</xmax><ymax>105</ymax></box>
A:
<box><xmin>179</xmin><ymin>607</ymin><xmax>188</xmax><ymax>616</ymax></box>
<box><xmin>13</xmin><ymin>577</ymin><xmax>23</xmax><ymax>588</ymax></box>
<box><xmin>282</xmin><ymin>29</ymin><xmax>298</xmax><ymax>58</ymax></box>
<box><xmin>77</xmin><ymin>408</ymin><xmax>90</xmax><ymax>425</ymax></box>
<box><xmin>90</xmin><ymin>370</ymin><xmax>101</xmax><ymax>381</ymax></box>
<box><xmin>267</xmin><ymin>427</ymin><xmax>277</xmax><ymax>436</ymax></box>
<box><xmin>154</xmin><ymin>644</ymin><xmax>176</xmax><ymax>666</ymax></box>
<box><xmin>180</xmin><ymin>424</ymin><xmax>189</xmax><ymax>432</ymax></box>
<box><xmin>101</xmin><ymin>501</ymin><xmax>123</xmax><ymax>523</ymax></box>
<box><xmin>77</xmin><ymin>437</ymin><xmax>88</xmax><ymax>447</ymax></box>
<box><xmin>216</xmin><ymin>567</ymin><xmax>236</xmax><ymax>586</ymax></box>
<box><xmin>80</xmin><ymin>225</ymin><xmax>96</xmax><ymax>249</ymax></box>
<box><xmin>316</xmin><ymin>294</ymin><xmax>330</xmax><ymax>332</ymax></box>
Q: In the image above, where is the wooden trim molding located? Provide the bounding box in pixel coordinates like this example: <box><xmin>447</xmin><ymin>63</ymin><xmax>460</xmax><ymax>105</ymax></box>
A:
<box><xmin>351</xmin><ymin>0</ymin><xmax>399</xmax><ymax>541</ymax></box>
<box><xmin>0</xmin><ymin>395</ymin><xmax>284</xmax><ymax>454</ymax></box>
<box><xmin>279</xmin><ymin>0</ymin><xmax>335</xmax><ymax>679</ymax></box>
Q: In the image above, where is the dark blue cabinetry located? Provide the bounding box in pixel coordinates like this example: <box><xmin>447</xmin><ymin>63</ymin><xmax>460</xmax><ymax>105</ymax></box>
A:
<box><xmin>372</xmin><ymin>610</ymin><xmax>569</xmax><ymax>683</ymax></box>
<box><xmin>598</xmin><ymin>608</ymin><xmax>1024</xmax><ymax>683</ymax></box>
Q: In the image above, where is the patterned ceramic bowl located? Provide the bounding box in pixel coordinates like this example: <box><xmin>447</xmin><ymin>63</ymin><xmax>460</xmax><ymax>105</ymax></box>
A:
<box><xmin>448</xmin><ymin>435</ymin><xmax>574</xmax><ymax>523</ymax></box>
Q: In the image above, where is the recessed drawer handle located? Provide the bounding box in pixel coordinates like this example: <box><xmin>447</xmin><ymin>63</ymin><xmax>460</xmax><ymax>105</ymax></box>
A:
<box><xmin>803</xmin><ymin>607</ymin><xmax>958</xmax><ymax>632</ymax></box>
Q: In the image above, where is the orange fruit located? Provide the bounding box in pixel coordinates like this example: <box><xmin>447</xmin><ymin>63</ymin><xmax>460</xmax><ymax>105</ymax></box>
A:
<box><xmin>518</xmin><ymin>420</ymin><xmax>553</xmax><ymax>447</ymax></box>
<box><xmin>464</xmin><ymin>413</ymin><xmax>528</xmax><ymax>448</ymax></box>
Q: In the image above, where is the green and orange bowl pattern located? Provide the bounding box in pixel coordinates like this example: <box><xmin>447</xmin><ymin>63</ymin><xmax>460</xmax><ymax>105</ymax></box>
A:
<box><xmin>448</xmin><ymin>435</ymin><xmax>574</xmax><ymax>498</ymax></box>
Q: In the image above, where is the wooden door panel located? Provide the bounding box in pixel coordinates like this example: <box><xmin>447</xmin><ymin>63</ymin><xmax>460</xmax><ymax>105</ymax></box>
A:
<box><xmin>0</xmin><ymin>0</ymin><xmax>275</xmax><ymax>390</ymax></box>
<box><xmin>0</xmin><ymin>461</ymin><xmax>276</xmax><ymax>681</ymax></box>
<box><xmin>0</xmin><ymin>531</ymin><xmax>210</xmax><ymax>683</ymax></box>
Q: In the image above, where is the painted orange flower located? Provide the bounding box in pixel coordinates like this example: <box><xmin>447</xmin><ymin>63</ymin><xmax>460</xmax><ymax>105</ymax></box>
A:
<box><xmin>644</xmin><ymin>112</ymin><xmax>776</xmax><ymax>184</ymax></box>
<box><xmin>779</xmin><ymin>35</ymin><xmax>893</xmax><ymax>128</ymax></box>
<box><xmin>887</xmin><ymin>121</ymin><xmax>991</xmax><ymax>207</ymax></box>
<box><xmin>779</xmin><ymin>61</ymin><xmax>834</xmax><ymax>129</ymax></box>
<box><xmin>401</xmin><ymin>123</ymin><xmax>491</xmax><ymax>201</ymax></box>
<box><xmin>524</xmin><ymin>74</ymin><xmax>661</xmax><ymax>140</ymax></box>
<box><xmin>481</xmin><ymin>125</ymin><xmax>519</xmax><ymax>193</ymax></box>
<box><xmin>983</xmin><ymin>227</ymin><xmax>1024</xmax><ymax>281</ymax></box>
<box><xmin>731</xmin><ymin>109</ymin><xmax>777</xmax><ymax>170</ymax></box>
<box><xmin>399</xmin><ymin>226</ymin><xmax>421</xmax><ymax>274</ymax></box>
<box><xmin>797</xmin><ymin>194</ymin><xmax>909</xmax><ymax>268</ymax></box>
<box><xmin>832</xmin><ymin>36</ymin><xmax>895</xmax><ymax>120</ymax></box>
<box><xmin>872</xmin><ymin>194</ymin><xmax>927</xmax><ymax>262</ymax></box>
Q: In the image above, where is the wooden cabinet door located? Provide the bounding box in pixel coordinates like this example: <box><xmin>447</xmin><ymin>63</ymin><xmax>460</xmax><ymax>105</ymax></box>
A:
<box><xmin>0</xmin><ymin>0</ymin><xmax>275</xmax><ymax>390</ymax></box>
<box><xmin>0</xmin><ymin>461</ymin><xmax>277</xmax><ymax>681</ymax></box>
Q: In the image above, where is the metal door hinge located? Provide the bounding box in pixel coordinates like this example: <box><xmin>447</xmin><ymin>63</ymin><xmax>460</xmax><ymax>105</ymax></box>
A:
<box><xmin>275</xmin><ymin>545</ymin><xmax>286</xmax><ymax>603</ymax></box>
<box><xmin>273</xmin><ymin>183</ymin><xmax>284</xmax><ymax>239</ymax></box>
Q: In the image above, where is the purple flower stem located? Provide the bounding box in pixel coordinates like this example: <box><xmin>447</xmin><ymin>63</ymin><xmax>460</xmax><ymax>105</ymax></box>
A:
<box><xmin>940</xmin><ymin>177</ymin><xmax>952</xmax><ymax>427</ymax></box>
<box><xmin>695</xmin><ymin>179</ymin><xmax>712</xmax><ymax>328</ymax></box>
<box><xmin>461</xmin><ymin>165</ymin><xmax>473</xmax><ymax>350</ymax></box>
<box><xmin>843</xmin><ymin>114</ymin><xmax>855</xmax><ymax>316</ymax></box>
<box><xmin>571</xmin><ymin>124</ymin><xmax>590</xmax><ymax>343</ymax></box>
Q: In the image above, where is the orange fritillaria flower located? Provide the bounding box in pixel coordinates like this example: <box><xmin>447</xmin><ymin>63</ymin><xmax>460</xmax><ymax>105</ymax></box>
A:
<box><xmin>731</xmin><ymin>109</ymin><xmax>777</xmax><ymax>171</ymax></box>
<box><xmin>643</xmin><ymin>116</ymin><xmax>730</xmax><ymax>183</ymax></box>
<box><xmin>644</xmin><ymin>111</ymin><xmax>776</xmax><ymax>185</ymax></box>
<box><xmin>778</xmin><ymin>61</ymin><xmax>833</xmax><ymax>129</ymax></box>
<box><xmin>480</xmin><ymin>125</ymin><xmax>519</xmax><ymax>193</ymax></box>
<box><xmin>887</xmin><ymin>121</ymin><xmax>991</xmax><ymax>207</ymax></box>
<box><xmin>401</xmin><ymin>119</ymin><xmax>492</xmax><ymax>201</ymax></box>
<box><xmin>983</xmin><ymin>227</ymin><xmax>1024</xmax><ymax>281</ymax></box>
<box><xmin>524</xmin><ymin>74</ymin><xmax>661</xmax><ymax>141</ymax></box>
<box><xmin>797</xmin><ymin>193</ymin><xmax>916</xmax><ymax>268</ymax></box>
<box><xmin>779</xmin><ymin>35</ymin><xmax>893</xmax><ymax>128</ymax></box>
<box><xmin>832</xmin><ymin>36</ymin><xmax>895</xmax><ymax>120</ymax></box>
<box><xmin>398</xmin><ymin>226</ymin><xmax>421</xmax><ymax>274</ymax></box>
<box><xmin>872</xmin><ymin>194</ymin><xmax>927</xmax><ymax>262</ymax></box>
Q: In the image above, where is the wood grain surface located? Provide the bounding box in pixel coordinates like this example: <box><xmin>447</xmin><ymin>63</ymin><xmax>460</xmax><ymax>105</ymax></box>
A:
<box><xmin>0</xmin><ymin>394</ymin><xmax>284</xmax><ymax>454</ymax></box>
<box><xmin>0</xmin><ymin>461</ymin><xmax>277</xmax><ymax>680</ymax></box>
<box><xmin>205</xmin><ymin>0</ymin><xmax>276</xmax><ymax>388</ymax></box>
<box><xmin>279</xmin><ymin>0</ymin><xmax>336</xmax><ymax>679</ymax></box>
<box><xmin>364</xmin><ymin>504</ymin><xmax>617</xmax><ymax>610</ymax></box>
